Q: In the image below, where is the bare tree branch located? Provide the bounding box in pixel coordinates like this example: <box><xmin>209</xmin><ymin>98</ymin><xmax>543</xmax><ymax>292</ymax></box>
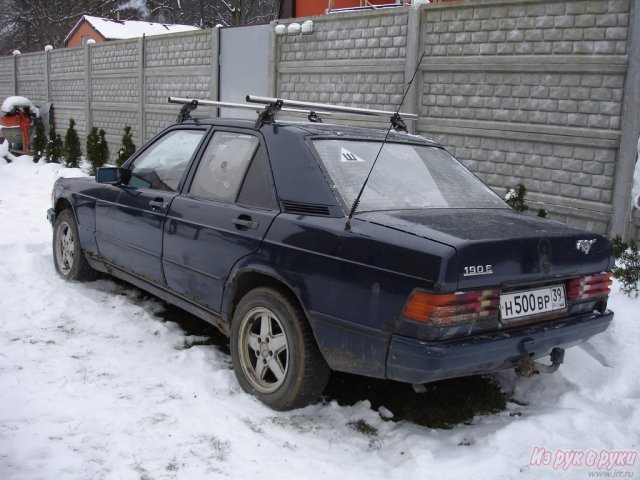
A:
<box><xmin>0</xmin><ymin>0</ymin><xmax>279</xmax><ymax>53</ymax></box>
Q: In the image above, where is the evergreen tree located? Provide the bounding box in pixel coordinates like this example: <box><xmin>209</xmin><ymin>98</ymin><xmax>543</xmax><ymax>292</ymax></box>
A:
<box><xmin>85</xmin><ymin>127</ymin><xmax>100</xmax><ymax>175</ymax></box>
<box><xmin>31</xmin><ymin>117</ymin><xmax>47</xmax><ymax>163</ymax></box>
<box><xmin>612</xmin><ymin>236</ymin><xmax>640</xmax><ymax>298</ymax></box>
<box><xmin>505</xmin><ymin>184</ymin><xmax>550</xmax><ymax>218</ymax></box>
<box><xmin>504</xmin><ymin>184</ymin><xmax>529</xmax><ymax>213</ymax></box>
<box><xmin>44</xmin><ymin>124</ymin><xmax>62</xmax><ymax>164</ymax></box>
<box><xmin>86</xmin><ymin>127</ymin><xmax>110</xmax><ymax>175</ymax></box>
<box><xmin>63</xmin><ymin>118</ymin><xmax>82</xmax><ymax>168</ymax></box>
<box><xmin>98</xmin><ymin>128</ymin><xmax>109</xmax><ymax>161</ymax></box>
<box><xmin>98</xmin><ymin>129</ymin><xmax>109</xmax><ymax>166</ymax></box>
<box><xmin>115</xmin><ymin>125</ymin><xmax>136</xmax><ymax>167</ymax></box>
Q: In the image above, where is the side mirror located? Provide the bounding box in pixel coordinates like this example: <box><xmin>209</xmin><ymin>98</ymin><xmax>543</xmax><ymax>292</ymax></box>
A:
<box><xmin>96</xmin><ymin>167</ymin><xmax>124</xmax><ymax>184</ymax></box>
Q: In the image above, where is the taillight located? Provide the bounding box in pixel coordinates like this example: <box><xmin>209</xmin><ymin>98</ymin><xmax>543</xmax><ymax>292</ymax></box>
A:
<box><xmin>566</xmin><ymin>272</ymin><xmax>613</xmax><ymax>301</ymax></box>
<box><xmin>403</xmin><ymin>289</ymin><xmax>500</xmax><ymax>325</ymax></box>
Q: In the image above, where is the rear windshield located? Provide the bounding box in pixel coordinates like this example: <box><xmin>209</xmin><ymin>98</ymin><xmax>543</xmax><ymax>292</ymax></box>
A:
<box><xmin>311</xmin><ymin>139</ymin><xmax>507</xmax><ymax>212</ymax></box>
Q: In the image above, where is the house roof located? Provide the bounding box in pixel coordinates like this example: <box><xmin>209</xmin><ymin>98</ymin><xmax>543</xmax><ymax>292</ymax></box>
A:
<box><xmin>64</xmin><ymin>15</ymin><xmax>200</xmax><ymax>45</ymax></box>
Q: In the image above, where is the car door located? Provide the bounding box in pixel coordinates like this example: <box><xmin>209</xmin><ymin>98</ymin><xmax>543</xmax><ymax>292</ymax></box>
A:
<box><xmin>162</xmin><ymin>129</ymin><xmax>278</xmax><ymax>312</ymax></box>
<box><xmin>95</xmin><ymin>127</ymin><xmax>207</xmax><ymax>285</ymax></box>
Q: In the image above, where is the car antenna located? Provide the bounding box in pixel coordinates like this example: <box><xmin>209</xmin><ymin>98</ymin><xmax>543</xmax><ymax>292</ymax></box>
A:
<box><xmin>344</xmin><ymin>51</ymin><xmax>425</xmax><ymax>233</ymax></box>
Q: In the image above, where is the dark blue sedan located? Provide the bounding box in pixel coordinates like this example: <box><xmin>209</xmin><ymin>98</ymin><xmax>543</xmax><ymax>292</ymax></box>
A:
<box><xmin>48</xmin><ymin>98</ymin><xmax>614</xmax><ymax>410</ymax></box>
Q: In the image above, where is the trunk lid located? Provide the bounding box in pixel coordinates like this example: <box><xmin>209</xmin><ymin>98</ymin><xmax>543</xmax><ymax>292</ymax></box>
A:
<box><xmin>357</xmin><ymin>208</ymin><xmax>613</xmax><ymax>290</ymax></box>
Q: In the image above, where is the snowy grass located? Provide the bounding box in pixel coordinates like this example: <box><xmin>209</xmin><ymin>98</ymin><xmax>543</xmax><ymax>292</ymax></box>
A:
<box><xmin>1</xmin><ymin>157</ymin><xmax>638</xmax><ymax>479</ymax></box>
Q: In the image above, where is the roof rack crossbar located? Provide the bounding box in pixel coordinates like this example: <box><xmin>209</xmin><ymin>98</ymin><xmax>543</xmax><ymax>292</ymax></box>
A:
<box><xmin>168</xmin><ymin>96</ymin><xmax>334</xmax><ymax>123</ymax></box>
<box><xmin>245</xmin><ymin>95</ymin><xmax>418</xmax><ymax>120</ymax></box>
<box><xmin>170</xmin><ymin>96</ymin><xmax>263</xmax><ymax>112</ymax></box>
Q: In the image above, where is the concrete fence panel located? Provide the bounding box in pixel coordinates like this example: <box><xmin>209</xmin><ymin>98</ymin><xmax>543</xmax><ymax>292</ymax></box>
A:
<box><xmin>416</xmin><ymin>0</ymin><xmax>631</xmax><ymax>235</ymax></box>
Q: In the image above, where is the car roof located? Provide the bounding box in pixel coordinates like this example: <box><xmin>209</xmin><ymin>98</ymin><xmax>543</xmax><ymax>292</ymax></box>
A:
<box><xmin>181</xmin><ymin>116</ymin><xmax>442</xmax><ymax>147</ymax></box>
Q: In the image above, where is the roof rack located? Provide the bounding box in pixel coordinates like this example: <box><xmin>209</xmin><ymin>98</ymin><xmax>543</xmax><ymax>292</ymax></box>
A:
<box><xmin>168</xmin><ymin>95</ymin><xmax>417</xmax><ymax>131</ymax></box>
<box><xmin>168</xmin><ymin>96</ymin><xmax>331</xmax><ymax>126</ymax></box>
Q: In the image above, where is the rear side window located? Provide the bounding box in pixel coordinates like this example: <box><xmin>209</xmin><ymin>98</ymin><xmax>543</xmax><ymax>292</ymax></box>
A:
<box><xmin>189</xmin><ymin>131</ymin><xmax>259</xmax><ymax>203</ymax></box>
<box><xmin>128</xmin><ymin>129</ymin><xmax>205</xmax><ymax>191</ymax></box>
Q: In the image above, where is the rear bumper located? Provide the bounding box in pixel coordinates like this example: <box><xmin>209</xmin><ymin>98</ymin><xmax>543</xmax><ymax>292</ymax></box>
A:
<box><xmin>386</xmin><ymin>310</ymin><xmax>613</xmax><ymax>384</ymax></box>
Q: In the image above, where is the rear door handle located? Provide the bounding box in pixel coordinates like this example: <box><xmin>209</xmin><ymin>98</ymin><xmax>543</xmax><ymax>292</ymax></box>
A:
<box><xmin>233</xmin><ymin>216</ymin><xmax>259</xmax><ymax>230</ymax></box>
<box><xmin>149</xmin><ymin>198</ymin><xmax>168</xmax><ymax>210</ymax></box>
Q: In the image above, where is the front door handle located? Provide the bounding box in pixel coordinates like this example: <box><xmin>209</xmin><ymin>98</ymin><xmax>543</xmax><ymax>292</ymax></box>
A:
<box><xmin>149</xmin><ymin>198</ymin><xmax>168</xmax><ymax>210</ymax></box>
<box><xmin>233</xmin><ymin>216</ymin><xmax>259</xmax><ymax>230</ymax></box>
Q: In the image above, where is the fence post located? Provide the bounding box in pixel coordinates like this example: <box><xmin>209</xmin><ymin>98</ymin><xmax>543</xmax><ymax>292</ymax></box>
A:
<box><xmin>12</xmin><ymin>54</ymin><xmax>18</xmax><ymax>96</ymax></box>
<box><xmin>211</xmin><ymin>28</ymin><xmax>220</xmax><ymax>105</ymax></box>
<box><xmin>43</xmin><ymin>51</ymin><xmax>51</xmax><ymax>102</ymax></box>
<box><xmin>610</xmin><ymin>0</ymin><xmax>640</xmax><ymax>240</ymax></box>
<box><xmin>84</xmin><ymin>44</ymin><xmax>92</xmax><ymax>137</ymax></box>
<box><xmin>138</xmin><ymin>35</ymin><xmax>145</xmax><ymax>145</ymax></box>
<box><xmin>404</xmin><ymin>5</ymin><xmax>422</xmax><ymax>134</ymax></box>
<box><xmin>268</xmin><ymin>21</ymin><xmax>278</xmax><ymax>97</ymax></box>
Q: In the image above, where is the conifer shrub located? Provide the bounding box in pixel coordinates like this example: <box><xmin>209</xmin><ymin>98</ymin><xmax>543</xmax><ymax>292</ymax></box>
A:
<box><xmin>86</xmin><ymin>127</ymin><xmax>100</xmax><ymax>175</ymax></box>
<box><xmin>99</xmin><ymin>129</ymin><xmax>109</xmax><ymax>166</ymax></box>
<box><xmin>63</xmin><ymin>119</ymin><xmax>81</xmax><ymax>168</ymax></box>
<box><xmin>611</xmin><ymin>236</ymin><xmax>640</xmax><ymax>297</ymax></box>
<box><xmin>115</xmin><ymin>125</ymin><xmax>135</xmax><ymax>167</ymax></box>
<box><xmin>31</xmin><ymin>117</ymin><xmax>47</xmax><ymax>163</ymax></box>
<box><xmin>86</xmin><ymin>127</ymin><xmax>110</xmax><ymax>175</ymax></box>
<box><xmin>45</xmin><ymin>124</ymin><xmax>63</xmax><ymax>164</ymax></box>
<box><xmin>505</xmin><ymin>184</ymin><xmax>548</xmax><ymax>218</ymax></box>
<box><xmin>504</xmin><ymin>184</ymin><xmax>529</xmax><ymax>213</ymax></box>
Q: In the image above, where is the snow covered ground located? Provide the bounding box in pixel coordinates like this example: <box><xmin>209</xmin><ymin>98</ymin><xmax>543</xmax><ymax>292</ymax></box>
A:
<box><xmin>0</xmin><ymin>156</ymin><xmax>638</xmax><ymax>480</ymax></box>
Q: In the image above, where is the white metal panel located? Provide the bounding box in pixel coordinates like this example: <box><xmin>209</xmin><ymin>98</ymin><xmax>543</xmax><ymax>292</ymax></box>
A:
<box><xmin>219</xmin><ymin>24</ymin><xmax>270</xmax><ymax>119</ymax></box>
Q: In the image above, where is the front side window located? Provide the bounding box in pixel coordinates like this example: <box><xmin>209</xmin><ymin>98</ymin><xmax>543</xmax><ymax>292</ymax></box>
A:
<box><xmin>128</xmin><ymin>129</ymin><xmax>205</xmax><ymax>191</ymax></box>
<box><xmin>189</xmin><ymin>131</ymin><xmax>259</xmax><ymax>203</ymax></box>
<box><xmin>312</xmin><ymin>139</ymin><xmax>507</xmax><ymax>212</ymax></box>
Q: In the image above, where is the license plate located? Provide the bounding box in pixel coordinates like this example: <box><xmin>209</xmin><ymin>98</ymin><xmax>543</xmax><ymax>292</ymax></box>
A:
<box><xmin>500</xmin><ymin>285</ymin><xmax>566</xmax><ymax>321</ymax></box>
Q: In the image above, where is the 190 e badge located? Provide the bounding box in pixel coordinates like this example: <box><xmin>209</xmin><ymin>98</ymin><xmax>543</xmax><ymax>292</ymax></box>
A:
<box><xmin>463</xmin><ymin>265</ymin><xmax>494</xmax><ymax>276</ymax></box>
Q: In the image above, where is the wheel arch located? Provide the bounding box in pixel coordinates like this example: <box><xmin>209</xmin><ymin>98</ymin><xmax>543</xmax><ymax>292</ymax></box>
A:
<box><xmin>54</xmin><ymin>197</ymin><xmax>73</xmax><ymax>216</ymax></box>
<box><xmin>52</xmin><ymin>194</ymin><xmax>101</xmax><ymax>267</ymax></box>
<box><xmin>223</xmin><ymin>268</ymin><xmax>306</xmax><ymax>327</ymax></box>
<box><xmin>52</xmin><ymin>206</ymin><xmax>99</xmax><ymax>281</ymax></box>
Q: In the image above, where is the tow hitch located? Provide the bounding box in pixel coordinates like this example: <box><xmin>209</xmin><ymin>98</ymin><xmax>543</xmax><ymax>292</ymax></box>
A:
<box><xmin>515</xmin><ymin>347</ymin><xmax>565</xmax><ymax>377</ymax></box>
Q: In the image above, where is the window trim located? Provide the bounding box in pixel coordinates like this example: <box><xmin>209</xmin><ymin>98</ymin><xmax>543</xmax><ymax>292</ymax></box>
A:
<box><xmin>183</xmin><ymin>128</ymin><xmax>277</xmax><ymax>211</ymax></box>
<box><xmin>123</xmin><ymin>125</ymin><xmax>210</xmax><ymax>193</ymax></box>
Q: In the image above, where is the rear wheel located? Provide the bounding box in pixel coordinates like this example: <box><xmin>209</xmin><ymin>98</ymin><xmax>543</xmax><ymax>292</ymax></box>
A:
<box><xmin>53</xmin><ymin>209</ymin><xmax>97</xmax><ymax>281</ymax></box>
<box><xmin>230</xmin><ymin>287</ymin><xmax>330</xmax><ymax>410</ymax></box>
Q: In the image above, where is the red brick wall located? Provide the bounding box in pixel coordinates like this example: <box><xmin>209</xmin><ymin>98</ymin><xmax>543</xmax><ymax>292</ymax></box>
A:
<box><xmin>295</xmin><ymin>0</ymin><xmax>394</xmax><ymax>18</ymax></box>
<box><xmin>66</xmin><ymin>22</ymin><xmax>105</xmax><ymax>47</ymax></box>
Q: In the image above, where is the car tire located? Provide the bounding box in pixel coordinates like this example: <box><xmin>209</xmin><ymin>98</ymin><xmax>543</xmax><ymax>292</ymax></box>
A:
<box><xmin>230</xmin><ymin>287</ymin><xmax>330</xmax><ymax>411</ymax></box>
<box><xmin>53</xmin><ymin>209</ymin><xmax>98</xmax><ymax>281</ymax></box>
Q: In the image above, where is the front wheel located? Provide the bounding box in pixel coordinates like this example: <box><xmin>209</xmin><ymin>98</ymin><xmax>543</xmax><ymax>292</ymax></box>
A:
<box><xmin>53</xmin><ymin>209</ymin><xmax>97</xmax><ymax>281</ymax></box>
<box><xmin>230</xmin><ymin>287</ymin><xmax>330</xmax><ymax>411</ymax></box>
